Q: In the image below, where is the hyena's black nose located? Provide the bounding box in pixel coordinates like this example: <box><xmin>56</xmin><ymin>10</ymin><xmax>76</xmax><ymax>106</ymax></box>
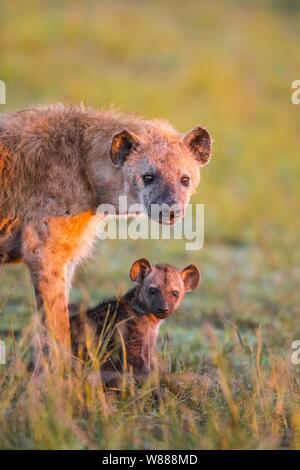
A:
<box><xmin>158</xmin><ymin>307</ymin><xmax>169</xmax><ymax>315</ymax></box>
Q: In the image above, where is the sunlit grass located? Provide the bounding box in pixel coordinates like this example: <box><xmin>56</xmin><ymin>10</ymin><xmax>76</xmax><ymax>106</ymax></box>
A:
<box><xmin>0</xmin><ymin>311</ymin><xmax>299</xmax><ymax>450</ymax></box>
<box><xmin>1</xmin><ymin>241</ymin><xmax>300</xmax><ymax>449</ymax></box>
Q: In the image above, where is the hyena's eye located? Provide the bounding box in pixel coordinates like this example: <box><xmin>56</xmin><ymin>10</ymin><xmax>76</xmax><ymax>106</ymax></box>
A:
<box><xmin>142</xmin><ymin>174</ymin><xmax>155</xmax><ymax>185</ymax></box>
<box><xmin>172</xmin><ymin>290</ymin><xmax>179</xmax><ymax>298</ymax></box>
<box><xmin>180</xmin><ymin>176</ymin><xmax>190</xmax><ymax>187</ymax></box>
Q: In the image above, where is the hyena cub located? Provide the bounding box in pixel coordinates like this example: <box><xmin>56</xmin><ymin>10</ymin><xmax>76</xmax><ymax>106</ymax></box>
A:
<box><xmin>70</xmin><ymin>258</ymin><xmax>200</xmax><ymax>381</ymax></box>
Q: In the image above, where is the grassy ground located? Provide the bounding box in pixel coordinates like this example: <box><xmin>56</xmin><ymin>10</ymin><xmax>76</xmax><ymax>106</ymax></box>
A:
<box><xmin>1</xmin><ymin>0</ymin><xmax>300</xmax><ymax>449</ymax></box>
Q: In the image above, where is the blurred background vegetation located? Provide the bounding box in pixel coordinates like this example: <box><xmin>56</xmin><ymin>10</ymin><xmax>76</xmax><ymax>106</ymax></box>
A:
<box><xmin>0</xmin><ymin>0</ymin><xmax>300</xmax><ymax>449</ymax></box>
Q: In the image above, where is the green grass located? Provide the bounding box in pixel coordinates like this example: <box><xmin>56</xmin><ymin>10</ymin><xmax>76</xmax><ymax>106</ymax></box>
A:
<box><xmin>1</xmin><ymin>0</ymin><xmax>300</xmax><ymax>450</ymax></box>
<box><xmin>1</xmin><ymin>241</ymin><xmax>299</xmax><ymax>449</ymax></box>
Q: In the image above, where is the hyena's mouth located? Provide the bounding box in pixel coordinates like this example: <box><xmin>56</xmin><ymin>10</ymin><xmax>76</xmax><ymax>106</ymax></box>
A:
<box><xmin>147</xmin><ymin>203</ymin><xmax>184</xmax><ymax>225</ymax></box>
<box><xmin>153</xmin><ymin>309</ymin><xmax>172</xmax><ymax>319</ymax></box>
<box><xmin>159</xmin><ymin>208</ymin><xmax>184</xmax><ymax>225</ymax></box>
<box><xmin>158</xmin><ymin>211</ymin><xmax>175</xmax><ymax>225</ymax></box>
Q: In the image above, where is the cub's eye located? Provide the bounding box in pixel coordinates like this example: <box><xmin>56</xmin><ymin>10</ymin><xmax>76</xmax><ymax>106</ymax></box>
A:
<box><xmin>180</xmin><ymin>176</ymin><xmax>190</xmax><ymax>187</ymax></box>
<box><xmin>142</xmin><ymin>174</ymin><xmax>155</xmax><ymax>185</ymax></box>
<box><xmin>149</xmin><ymin>287</ymin><xmax>158</xmax><ymax>295</ymax></box>
<box><xmin>172</xmin><ymin>290</ymin><xmax>179</xmax><ymax>298</ymax></box>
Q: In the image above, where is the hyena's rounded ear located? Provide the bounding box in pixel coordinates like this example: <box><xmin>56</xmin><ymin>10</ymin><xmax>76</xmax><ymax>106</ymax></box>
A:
<box><xmin>180</xmin><ymin>264</ymin><xmax>201</xmax><ymax>292</ymax></box>
<box><xmin>110</xmin><ymin>129</ymin><xmax>139</xmax><ymax>167</ymax></box>
<box><xmin>183</xmin><ymin>126</ymin><xmax>212</xmax><ymax>166</ymax></box>
<box><xmin>130</xmin><ymin>258</ymin><xmax>152</xmax><ymax>283</ymax></box>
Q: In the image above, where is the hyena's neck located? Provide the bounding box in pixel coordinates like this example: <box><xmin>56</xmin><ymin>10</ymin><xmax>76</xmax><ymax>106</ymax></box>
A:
<box><xmin>88</xmin><ymin>171</ymin><xmax>140</xmax><ymax>215</ymax></box>
<box><xmin>82</xmin><ymin>113</ymin><xmax>141</xmax><ymax>214</ymax></box>
<box><xmin>123</xmin><ymin>287</ymin><xmax>162</xmax><ymax>327</ymax></box>
<box><xmin>123</xmin><ymin>287</ymin><xmax>147</xmax><ymax>316</ymax></box>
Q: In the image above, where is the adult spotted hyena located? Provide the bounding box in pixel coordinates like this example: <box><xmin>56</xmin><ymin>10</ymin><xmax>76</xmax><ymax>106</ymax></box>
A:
<box><xmin>0</xmin><ymin>104</ymin><xmax>212</xmax><ymax>348</ymax></box>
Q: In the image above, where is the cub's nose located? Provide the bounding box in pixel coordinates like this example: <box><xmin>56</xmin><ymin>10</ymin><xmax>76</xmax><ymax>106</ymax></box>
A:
<box><xmin>158</xmin><ymin>307</ymin><xmax>169</xmax><ymax>315</ymax></box>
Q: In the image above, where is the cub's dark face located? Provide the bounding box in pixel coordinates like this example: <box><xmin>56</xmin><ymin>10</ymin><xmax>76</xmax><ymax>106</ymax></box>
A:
<box><xmin>130</xmin><ymin>258</ymin><xmax>200</xmax><ymax>319</ymax></box>
<box><xmin>110</xmin><ymin>124</ymin><xmax>212</xmax><ymax>224</ymax></box>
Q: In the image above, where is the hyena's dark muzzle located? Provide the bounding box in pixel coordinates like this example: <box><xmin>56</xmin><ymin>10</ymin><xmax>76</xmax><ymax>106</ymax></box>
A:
<box><xmin>147</xmin><ymin>185</ymin><xmax>186</xmax><ymax>225</ymax></box>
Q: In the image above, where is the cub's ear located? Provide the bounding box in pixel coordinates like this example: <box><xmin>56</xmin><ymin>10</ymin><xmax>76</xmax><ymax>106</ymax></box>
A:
<box><xmin>180</xmin><ymin>264</ymin><xmax>201</xmax><ymax>292</ymax></box>
<box><xmin>130</xmin><ymin>258</ymin><xmax>152</xmax><ymax>283</ymax></box>
<box><xmin>110</xmin><ymin>129</ymin><xmax>139</xmax><ymax>167</ymax></box>
<box><xmin>183</xmin><ymin>126</ymin><xmax>212</xmax><ymax>166</ymax></box>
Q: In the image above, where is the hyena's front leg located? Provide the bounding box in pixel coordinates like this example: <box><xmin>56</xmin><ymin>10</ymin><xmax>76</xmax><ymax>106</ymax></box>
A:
<box><xmin>22</xmin><ymin>212</ymin><xmax>96</xmax><ymax>350</ymax></box>
<box><xmin>34</xmin><ymin>263</ymin><xmax>70</xmax><ymax>349</ymax></box>
<box><xmin>22</xmin><ymin>222</ymin><xmax>71</xmax><ymax>349</ymax></box>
